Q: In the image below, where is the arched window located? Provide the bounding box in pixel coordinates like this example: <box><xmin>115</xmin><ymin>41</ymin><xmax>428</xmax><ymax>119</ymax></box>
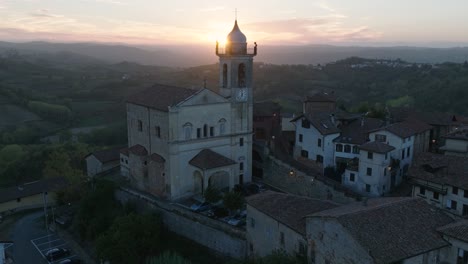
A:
<box><xmin>344</xmin><ymin>145</ymin><xmax>351</xmax><ymax>153</ymax></box>
<box><xmin>219</xmin><ymin>118</ymin><xmax>226</xmax><ymax>135</ymax></box>
<box><xmin>336</xmin><ymin>144</ymin><xmax>343</xmax><ymax>152</ymax></box>
<box><xmin>203</xmin><ymin>124</ymin><xmax>208</xmax><ymax>137</ymax></box>
<box><xmin>222</xmin><ymin>64</ymin><xmax>228</xmax><ymax>88</ymax></box>
<box><xmin>183</xmin><ymin>122</ymin><xmax>192</xmax><ymax>140</ymax></box>
<box><xmin>352</xmin><ymin>146</ymin><xmax>360</xmax><ymax>154</ymax></box>
<box><xmin>238</xmin><ymin>63</ymin><xmax>246</xmax><ymax>87</ymax></box>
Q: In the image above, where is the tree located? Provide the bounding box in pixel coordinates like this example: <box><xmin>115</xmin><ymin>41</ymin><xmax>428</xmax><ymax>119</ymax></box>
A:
<box><xmin>146</xmin><ymin>251</ymin><xmax>191</xmax><ymax>264</ymax></box>
<box><xmin>203</xmin><ymin>186</ymin><xmax>221</xmax><ymax>204</ymax></box>
<box><xmin>96</xmin><ymin>213</ymin><xmax>162</xmax><ymax>264</ymax></box>
<box><xmin>223</xmin><ymin>191</ymin><xmax>244</xmax><ymax>214</ymax></box>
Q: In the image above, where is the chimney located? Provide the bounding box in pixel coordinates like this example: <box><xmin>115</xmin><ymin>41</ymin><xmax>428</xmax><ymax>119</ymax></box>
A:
<box><xmin>330</xmin><ymin>114</ymin><xmax>336</xmax><ymax>125</ymax></box>
<box><xmin>361</xmin><ymin>117</ymin><xmax>365</xmax><ymax>127</ymax></box>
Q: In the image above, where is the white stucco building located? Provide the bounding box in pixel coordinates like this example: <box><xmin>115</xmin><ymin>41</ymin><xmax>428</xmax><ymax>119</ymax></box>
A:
<box><xmin>409</xmin><ymin>152</ymin><xmax>468</xmax><ymax>217</ymax></box>
<box><xmin>121</xmin><ymin>21</ymin><xmax>256</xmax><ymax>200</ymax></box>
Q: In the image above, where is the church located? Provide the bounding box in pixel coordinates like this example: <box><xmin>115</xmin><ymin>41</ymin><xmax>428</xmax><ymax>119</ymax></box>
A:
<box><xmin>120</xmin><ymin>20</ymin><xmax>257</xmax><ymax>200</ymax></box>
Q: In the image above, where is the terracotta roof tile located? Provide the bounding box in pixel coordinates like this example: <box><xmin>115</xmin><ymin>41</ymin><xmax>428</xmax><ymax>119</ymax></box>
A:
<box><xmin>127</xmin><ymin>83</ymin><xmax>198</xmax><ymax>111</ymax></box>
<box><xmin>408</xmin><ymin>152</ymin><xmax>468</xmax><ymax>189</ymax></box>
<box><xmin>438</xmin><ymin>220</ymin><xmax>468</xmax><ymax>243</ymax></box>
<box><xmin>311</xmin><ymin>198</ymin><xmax>454</xmax><ymax>264</ymax></box>
<box><xmin>129</xmin><ymin>144</ymin><xmax>148</xmax><ymax>156</ymax></box>
<box><xmin>247</xmin><ymin>191</ymin><xmax>339</xmax><ymax>235</ymax></box>
<box><xmin>335</xmin><ymin>117</ymin><xmax>385</xmax><ymax>145</ymax></box>
<box><xmin>120</xmin><ymin>147</ymin><xmax>129</xmax><ymax>156</ymax></box>
<box><xmin>443</xmin><ymin>127</ymin><xmax>468</xmax><ymax>141</ymax></box>
<box><xmin>189</xmin><ymin>149</ymin><xmax>236</xmax><ymax>170</ymax></box>
<box><xmin>0</xmin><ymin>177</ymin><xmax>68</xmax><ymax>203</ymax></box>
<box><xmin>359</xmin><ymin>141</ymin><xmax>395</xmax><ymax>154</ymax></box>
<box><xmin>88</xmin><ymin>147</ymin><xmax>121</xmax><ymax>163</ymax></box>
<box><xmin>150</xmin><ymin>153</ymin><xmax>165</xmax><ymax>163</ymax></box>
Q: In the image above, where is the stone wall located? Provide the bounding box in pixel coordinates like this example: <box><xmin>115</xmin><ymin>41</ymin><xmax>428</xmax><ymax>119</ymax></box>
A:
<box><xmin>115</xmin><ymin>187</ymin><xmax>247</xmax><ymax>259</ymax></box>
<box><xmin>262</xmin><ymin>155</ymin><xmax>359</xmax><ymax>204</ymax></box>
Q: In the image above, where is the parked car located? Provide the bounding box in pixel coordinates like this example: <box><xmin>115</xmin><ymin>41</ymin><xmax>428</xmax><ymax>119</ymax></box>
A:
<box><xmin>190</xmin><ymin>201</ymin><xmax>211</xmax><ymax>212</ymax></box>
<box><xmin>45</xmin><ymin>248</ymin><xmax>70</xmax><ymax>261</ymax></box>
<box><xmin>55</xmin><ymin>215</ymin><xmax>72</xmax><ymax>227</ymax></box>
<box><xmin>228</xmin><ymin>215</ymin><xmax>246</xmax><ymax>227</ymax></box>
<box><xmin>206</xmin><ymin>206</ymin><xmax>229</xmax><ymax>219</ymax></box>
<box><xmin>59</xmin><ymin>258</ymin><xmax>81</xmax><ymax>264</ymax></box>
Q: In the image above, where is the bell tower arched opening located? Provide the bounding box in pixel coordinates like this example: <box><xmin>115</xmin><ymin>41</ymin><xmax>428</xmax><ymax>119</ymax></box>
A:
<box><xmin>238</xmin><ymin>63</ymin><xmax>246</xmax><ymax>88</ymax></box>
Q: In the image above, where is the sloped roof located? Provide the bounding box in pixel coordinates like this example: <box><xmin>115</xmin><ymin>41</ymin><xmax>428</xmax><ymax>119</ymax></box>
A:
<box><xmin>443</xmin><ymin>127</ymin><xmax>468</xmax><ymax>141</ymax></box>
<box><xmin>310</xmin><ymin>198</ymin><xmax>454</xmax><ymax>264</ymax></box>
<box><xmin>247</xmin><ymin>191</ymin><xmax>339</xmax><ymax>235</ymax></box>
<box><xmin>408</xmin><ymin>152</ymin><xmax>468</xmax><ymax>189</ymax></box>
<box><xmin>438</xmin><ymin>220</ymin><xmax>468</xmax><ymax>243</ymax></box>
<box><xmin>0</xmin><ymin>177</ymin><xmax>68</xmax><ymax>203</ymax></box>
<box><xmin>120</xmin><ymin>147</ymin><xmax>129</xmax><ymax>156</ymax></box>
<box><xmin>127</xmin><ymin>83</ymin><xmax>198</xmax><ymax>111</ymax></box>
<box><xmin>389</xmin><ymin>107</ymin><xmax>468</xmax><ymax>126</ymax></box>
<box><xmin>385</xmin><ymin>122</ymin><xmax>417</xmax><ymax>138</ymax></box>
<box><xmin>403</xmin><ymin>118</ymin><xmax>432</xmax><ymax>134</ymax></box>
<box><xmin>292</xmin><ymin>112</ymin><xmax>341</xmax><ymax>135</ymax></box>
<box><xmin>359</xmin><ymin>141</ymin><xmax>395</xmax><ymax>154</ymax></box>
<box><xmin>334</xmin><ymin>117</ymin><xmax>385</xmax><ymax>145</ymax></box>
<box><xmin>150</xmin><ymin>153</ymin><xmax>165</xmax><ymax>163</ymax></box>
<box><xmin>189</xmin><ymin>149</ymin><xmax>236</xmax><ymax>170</ymax></box>
<box><xmin>88</xmin><ymin>147</ymin><xmax>120</xmax><ymax>163</ymax></box>
<box><xmin>129</xmin><ymin>144</ymin><xmax>148</xmax><ymax>156</ymax></box>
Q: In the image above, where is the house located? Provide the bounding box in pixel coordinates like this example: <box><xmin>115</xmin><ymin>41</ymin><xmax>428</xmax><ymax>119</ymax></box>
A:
<box><xmin>123</xmin><ymin>20</ymin><xmax>256</xmax><ymax>200</ymax></box>
<box><xmin>389</xmin><ymin>107</ymin><xmax>468</xmax><ymax>151</ymax></box>
<box><xmin>439</xmin><ymin>127</ymin><xmax>468</xmax><ymax>157</ymax></box>
<box><xmin>408</xmin><ymin>152</ymin><xmax>468</xmax><ymax>217</ymax></box>
<box><xmin>292</xmin><ymin>111</ymin><xmax>341</xmax><ymax>168</ymax></box>
<box><xmin>352</xmin><ymin>141</ymin><xmax>395</xmax><ymax>196</ymax></box>
<box><xmin>303</xmin><ymin>93</ymin><xmax>337</xmax><ymax>114</ymax></box>
<box><xmin>246</xmin><ymin>191</ymin><xmax>338</xmax><ymax>259</ymax></box>
<box><xmin>334</xmin><ymin>117</ymin><xmax>384</xmax><ymax>179</ymax></box>
<box><xmin>0</xmin><ymin>177</ymin><xmax>68</xmax><ymax>214</ymax></box>
<box><xmin>85</xmin><ymin>147</ymin><xmax>121</xmax><ymax>177</ymax></box>
<box><xmin>253</xmin><ymin>101</ymin><xmax>281</xmax><ymax>143</ymax></box>
<box><xmin>438</xmin><ymin>220</ymin><xmax>468</xmax><ymax>264</ymax></box>
<box><xmin>341</xmin><ymin>120</ymin><xmax>419</xmax><ymax>196</ymax></box>
<box><xmin>307</xmin><ymin>197</ymin><xmax>455</xmax><ymax>264</ymax></box>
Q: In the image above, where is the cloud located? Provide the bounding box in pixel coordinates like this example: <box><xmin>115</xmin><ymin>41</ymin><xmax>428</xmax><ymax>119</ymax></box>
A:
<box><xmin>90</xmin><ymin>0</ymin><xmax>127</xmax><ymax>5</ymax></box>
<box><xmin>199</xmin><ymin>6</ymin><xmax>225</xmax><ymax>12</ymax></box>
<box><xmin>244</xmin><ymin>17</ymin><xmax>381</xmax><ymax>44</ymax></box>
<box><xmin>29</xmin><ymin>9</ymin><xmax>61</xmax><ymax>18</ymax></box>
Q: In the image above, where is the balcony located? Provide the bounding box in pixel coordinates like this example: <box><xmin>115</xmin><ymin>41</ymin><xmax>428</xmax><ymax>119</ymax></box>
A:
<box><xmin>216</xmin><ymin>43</ymin><xmax>257</xmax><ymax>56</ymax></box>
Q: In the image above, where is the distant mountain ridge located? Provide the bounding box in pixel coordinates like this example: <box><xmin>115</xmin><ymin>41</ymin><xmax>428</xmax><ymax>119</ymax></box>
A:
<box><xmin>1</xmin><ymin>41</ymin><xmax>468</xmax><ymax>67</ymax></box>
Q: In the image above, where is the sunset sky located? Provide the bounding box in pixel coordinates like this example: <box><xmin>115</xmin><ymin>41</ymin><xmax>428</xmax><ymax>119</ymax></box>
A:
<box><xmin>0</xmin><ymin>0</ymin><xmax>467</xmax><ymax>47</ymax></box>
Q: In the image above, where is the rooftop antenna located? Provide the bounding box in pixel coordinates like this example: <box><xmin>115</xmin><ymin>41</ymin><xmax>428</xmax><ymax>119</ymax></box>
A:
<box><xmin>235</xmin><ymin>8</ymin><xmax>238</xmax><ymax>20</ymax></box>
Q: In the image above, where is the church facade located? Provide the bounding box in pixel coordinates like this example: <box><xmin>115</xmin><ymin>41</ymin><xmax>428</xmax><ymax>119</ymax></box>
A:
<box><xmin>120</xmin><ymin>21</ymin><xmax>256</xmax><ymax>200</ymax></box>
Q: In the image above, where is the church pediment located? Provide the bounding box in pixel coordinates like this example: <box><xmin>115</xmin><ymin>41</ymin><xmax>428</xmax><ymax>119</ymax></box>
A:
<box><xmin>176</xmin><ymin>89</ymin><xmax>228</xmax><ymax>107</ymax></box>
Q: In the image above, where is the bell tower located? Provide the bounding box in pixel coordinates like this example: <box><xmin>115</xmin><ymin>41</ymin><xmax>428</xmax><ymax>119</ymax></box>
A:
<box><xmin>215</xmin><ymin>20</ymin><xmax>257</xmax><ymax>186</ymax></box>
<box><xmin>216</xmin><ymin>20</ymin><xmax>257</xmax><ymax>101</ymax></box>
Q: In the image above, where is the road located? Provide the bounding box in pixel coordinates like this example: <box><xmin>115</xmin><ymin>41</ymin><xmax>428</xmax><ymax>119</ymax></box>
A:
<box><xmin>8</xmin><ymin>211</ymin><xmax>49</xmax><ymax>264</ymax></box>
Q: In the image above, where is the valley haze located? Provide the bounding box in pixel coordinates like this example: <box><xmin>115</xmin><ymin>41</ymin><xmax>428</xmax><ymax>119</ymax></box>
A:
<box><xmin>1</xmin><ymin>41</ymin><xmax>468</xmax><ymax>67</ymax></box>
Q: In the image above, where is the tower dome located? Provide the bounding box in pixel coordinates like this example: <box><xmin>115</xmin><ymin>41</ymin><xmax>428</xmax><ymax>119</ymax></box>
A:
<box><xmin>227</xmin><ymin>20</ymin><xmax>247</xmax><ymax>43</ymax></box>
<box><xmin>224</xmin><ymin>20</ymin><xmax>247</xmax><ymax>55</ymax></box>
